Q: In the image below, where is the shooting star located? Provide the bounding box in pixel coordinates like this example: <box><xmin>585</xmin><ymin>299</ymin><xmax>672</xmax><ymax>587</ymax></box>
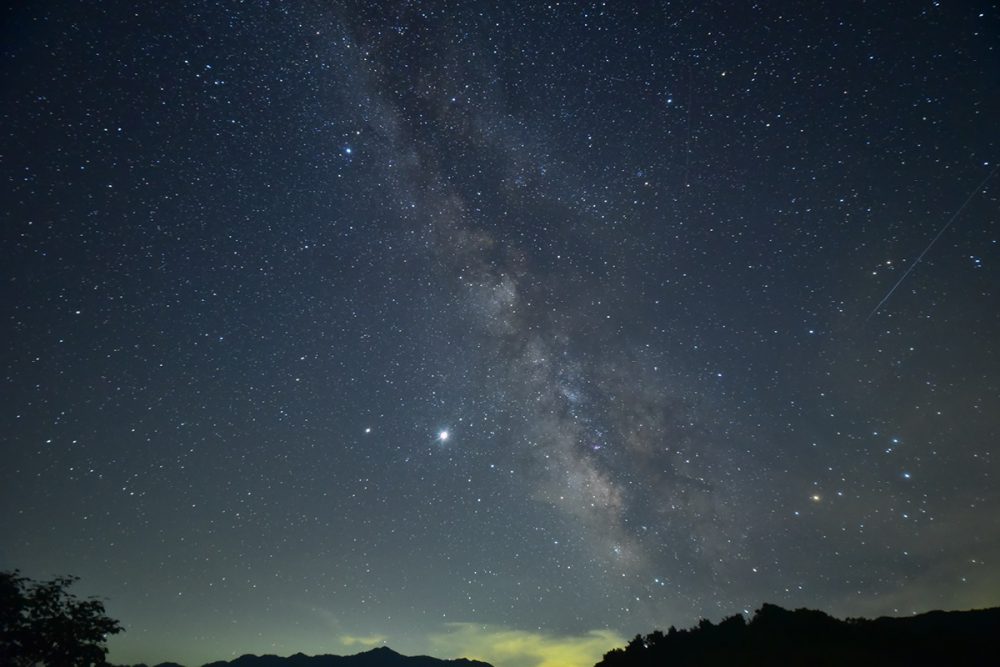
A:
<box><xmin>866</xmin><ymin>163</ymin><xmax>999</xmax><ymax>321</ymax></box>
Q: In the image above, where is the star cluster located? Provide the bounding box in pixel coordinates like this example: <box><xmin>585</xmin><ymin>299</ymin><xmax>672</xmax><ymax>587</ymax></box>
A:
<box><xmin>2</xmin><ymin>2</ymin><xmax>998</xmax><ymax>666</ymax></box>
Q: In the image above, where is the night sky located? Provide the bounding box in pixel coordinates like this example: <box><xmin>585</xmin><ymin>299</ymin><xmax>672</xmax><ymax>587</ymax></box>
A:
<box><xmin>2</xmin><ymin>2</ymin><xmax>999</xmax><ymax>666</ymax></box>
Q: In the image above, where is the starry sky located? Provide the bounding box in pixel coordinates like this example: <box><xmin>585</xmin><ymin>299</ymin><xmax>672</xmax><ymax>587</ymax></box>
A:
<box><xmin>2</xmin><ymin>2</ymin><xmax>999</xmax><ymax>666</ymax></box>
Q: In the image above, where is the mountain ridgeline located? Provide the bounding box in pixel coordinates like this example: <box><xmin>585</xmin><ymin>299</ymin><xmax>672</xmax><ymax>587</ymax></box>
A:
<box><xmin>596</xmin><ymin>603</ymin><xmax>1000</xmax><ymax>667</ymax></box>
<box><xmin>210</xmin><ymin>648</ymin><xmax>493</xmax><ymax>667</ymax></box>
<box><xmin>121</xmin><ymin>647</ymin><xmax>494</xmax><ymax>667</ymax></box>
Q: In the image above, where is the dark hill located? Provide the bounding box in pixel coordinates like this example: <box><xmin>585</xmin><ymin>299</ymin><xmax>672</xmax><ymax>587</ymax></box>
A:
<box><xmin>119</xmin><ymin>646</ymin><xmax>494</xmax><ymax>667</ymax></box>
<box><xmin>596</xmin><ymin>603</ymin><xmax>1000</xmax><ymax>666</ymax></box>
<box><xmin>200</xmin><ymin>647</ymin><xmax>493</xmax><ymax>667</ymax></box>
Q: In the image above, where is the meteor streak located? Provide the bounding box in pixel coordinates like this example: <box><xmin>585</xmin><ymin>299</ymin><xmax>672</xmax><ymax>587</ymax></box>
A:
<box><xmin>867</xmin><ymin>163</ymin><xmax>999</xmax><ymax>321</ymax></box>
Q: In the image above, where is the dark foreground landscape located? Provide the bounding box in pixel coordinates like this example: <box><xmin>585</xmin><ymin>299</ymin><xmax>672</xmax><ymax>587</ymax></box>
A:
<box><xmin>116</xmin><ymin>647</ymin><xmax>489</xmax><ymax>667</ymax></box>
<box><xmin>113</xmin><ymin>605</ymin><xmax>1000</xmax><ymax>667</ymax></box>
<box><xmin>596</xmin><ymin>604</ymin><xmax>1000</xmax><ymax>667</ymax></box>
<box><xmin>119</xmin><ymin>647</ymin><xmax>492</xmax><ymax>667</ymax></box>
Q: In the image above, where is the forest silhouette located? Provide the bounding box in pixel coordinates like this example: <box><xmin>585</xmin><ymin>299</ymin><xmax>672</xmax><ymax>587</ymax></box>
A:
<box><xmin>596</xmin><ymin>603</ymin><xmax>1000</xmax><ymax>667</ymax></box>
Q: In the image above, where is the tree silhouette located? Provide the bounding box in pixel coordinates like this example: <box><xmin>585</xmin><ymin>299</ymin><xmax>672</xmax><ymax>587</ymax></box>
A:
<box><xmin>0</xmin><ymin>570</ymin><xmax>123</xmax><ymax>667</ymax></box>
<box><xmin>596</xmin><ymin>604</ymin><xmax>999</xmax><ymax>667</ymax></box>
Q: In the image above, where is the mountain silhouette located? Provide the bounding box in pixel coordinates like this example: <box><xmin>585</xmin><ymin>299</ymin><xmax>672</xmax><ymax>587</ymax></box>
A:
<box><xmin>119</xmin><ymin>646</ymin><xmax>495</xmax><ymax>667</ymax></box>
<box><xmin>201</xmin><ymin>647</ymin><xmax>493</xmax><ymax>667</ymax></box>
<box><xmin>596</xmin><ymin>603</ymin><xmax>1000</xmax><ymax>667</ymax></box>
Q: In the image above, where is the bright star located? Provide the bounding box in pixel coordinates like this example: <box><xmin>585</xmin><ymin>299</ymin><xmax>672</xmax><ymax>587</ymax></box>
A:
<box><xmin>438</xmin><ymin>430</ymin><xmax>450</xmax><ymax>442</ymax></box>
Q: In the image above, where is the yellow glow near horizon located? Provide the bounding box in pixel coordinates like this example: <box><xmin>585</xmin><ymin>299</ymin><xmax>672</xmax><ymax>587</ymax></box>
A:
<box><xmin>428</xmin><ymin>623</ymin><xmax>624</xmax><ymax>667</ymax></box>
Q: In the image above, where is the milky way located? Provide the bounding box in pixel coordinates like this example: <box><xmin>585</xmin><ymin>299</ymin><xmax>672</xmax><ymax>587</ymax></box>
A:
<box><xmin>2</xmin><ymin>3</ymin><xmax>999</xmax><ymax>666</ymax></box>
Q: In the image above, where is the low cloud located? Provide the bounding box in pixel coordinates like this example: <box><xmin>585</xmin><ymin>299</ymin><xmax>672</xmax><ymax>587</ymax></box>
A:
<box><xmin>339</xmin><ymin>634</ymin><xmax>388</xmax><ymax>648</ymax></box>
<box><xmin>428</xmin><ymin>624</ymin><xmax>623</xmax><ymax>667</ymax></box>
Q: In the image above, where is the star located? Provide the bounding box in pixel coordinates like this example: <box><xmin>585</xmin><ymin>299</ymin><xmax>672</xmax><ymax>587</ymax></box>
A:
<box><xmin>5</xmin><ymin>3</ymin><xmax>997</xmax><ymax>664</ymax></box>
